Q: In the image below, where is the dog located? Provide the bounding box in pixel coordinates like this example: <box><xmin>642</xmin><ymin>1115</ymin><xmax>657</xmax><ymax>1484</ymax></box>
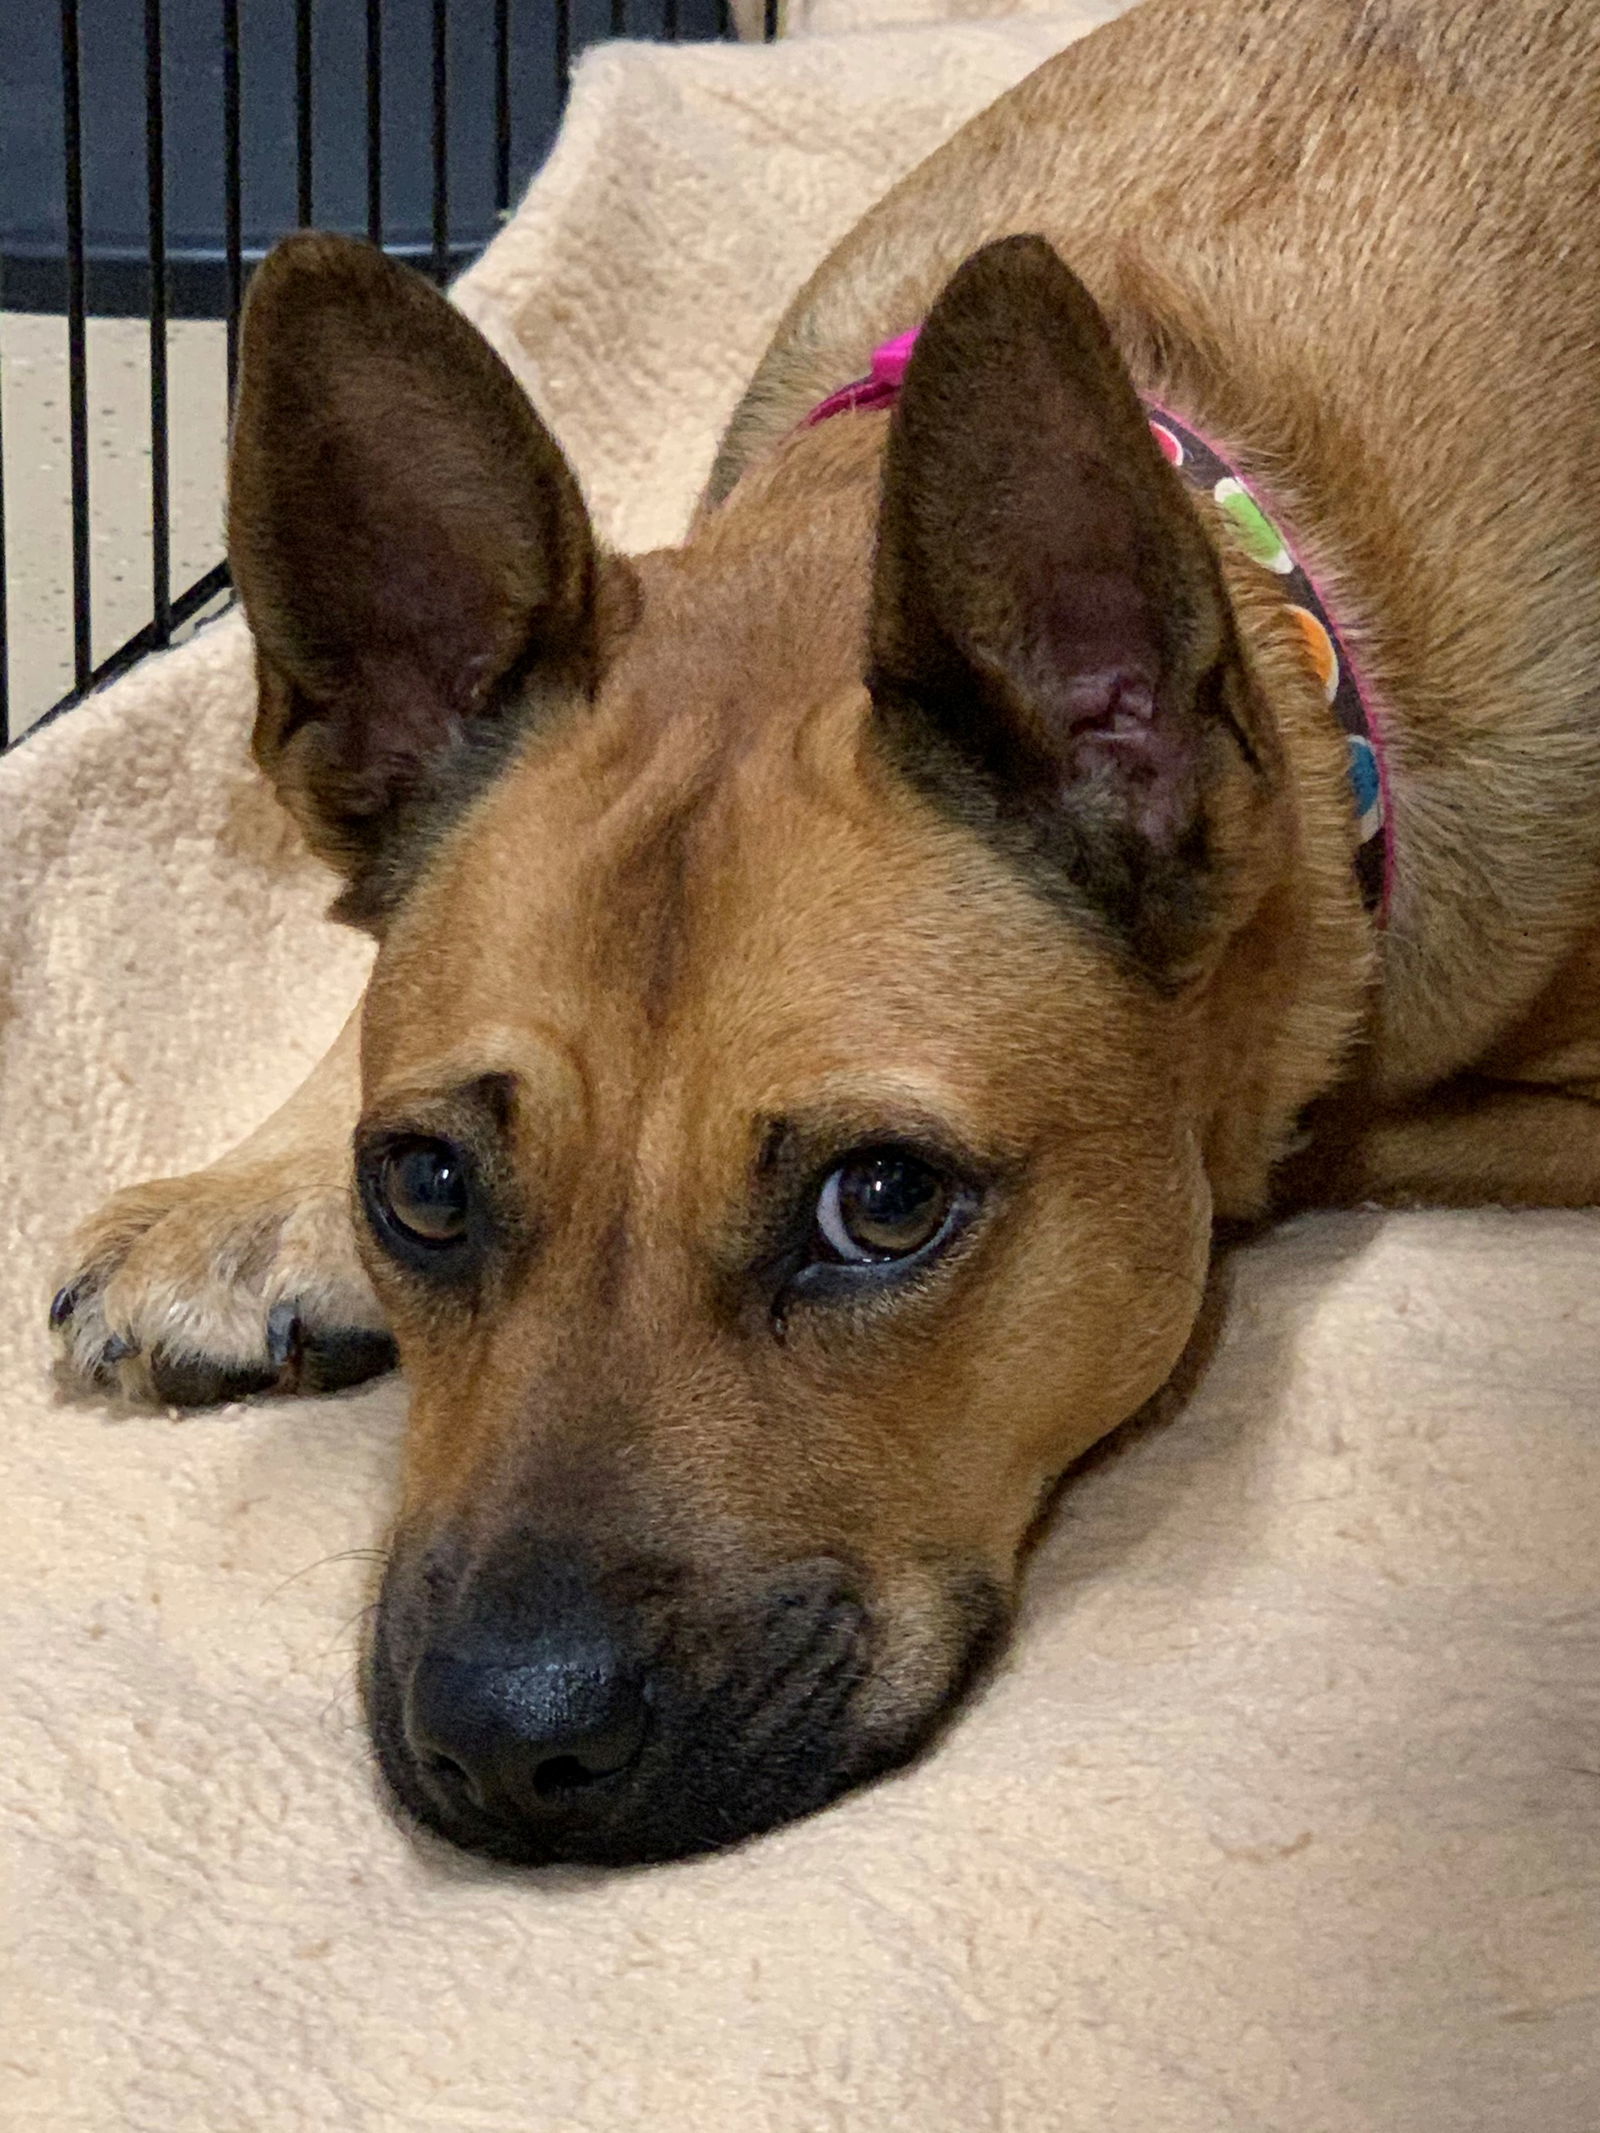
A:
<box><xmin>50</xmin><ymin>0</ymin><xmax>1600</xmax><ymax>1866</ymax></box>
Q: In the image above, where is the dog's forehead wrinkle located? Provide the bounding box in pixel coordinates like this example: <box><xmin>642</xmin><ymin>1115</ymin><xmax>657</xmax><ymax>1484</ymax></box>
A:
<box><xmin>363</xmin><ymin>1015</ymin><xmax>599</xmax><ymax>1141</ymax></box>
<box><xmin>571</xmin><ymin>772</ymin><xmax>714</xmax><ymax>1037</ymax></box>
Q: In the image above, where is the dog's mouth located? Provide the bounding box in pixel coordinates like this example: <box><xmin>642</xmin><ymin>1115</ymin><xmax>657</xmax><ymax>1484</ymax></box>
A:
<box><xmin>363</xmin><ymin>1544</ymin><xmax>1009</xmax><ymax>1868</ymax></box>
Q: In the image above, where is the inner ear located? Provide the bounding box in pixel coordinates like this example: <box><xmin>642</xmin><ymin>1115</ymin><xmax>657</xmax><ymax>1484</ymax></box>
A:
<box><xmin>229</xmin><ymin>233</ymin><xmax>601</xmax><ymax>918</ymax></box>
<box><xmin>868</xmin><ymin>234</ymin><xmax>1258</xmax><ymax>975</ymax></box>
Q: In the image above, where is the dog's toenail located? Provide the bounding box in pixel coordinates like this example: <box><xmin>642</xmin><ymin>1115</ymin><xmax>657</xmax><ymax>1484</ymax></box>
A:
<box><xmin>49</xmin><ymin>1285</ymin><xmax>79</xmax><ymax>1329</ymax></box>
<box><xmin>266</xmin><ymin>1303</ymin><xmax>302</xmax><ymax>1370</ymax></box>
<box><xmin>100</xmin><ymin>1334</ymin><xmax>138</xmax><ymax>1366</ymax></box>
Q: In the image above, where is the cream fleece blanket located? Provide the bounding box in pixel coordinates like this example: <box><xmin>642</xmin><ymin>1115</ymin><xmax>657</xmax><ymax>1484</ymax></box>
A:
<box><xmin>4</xmin><ymin>9</ymin><xmax>1598</xmax><ymax>2129</ymax></box>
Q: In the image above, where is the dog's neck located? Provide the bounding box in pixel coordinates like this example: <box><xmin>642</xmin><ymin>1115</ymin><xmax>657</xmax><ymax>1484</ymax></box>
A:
<box><xmin>805</xmin><ymin>330</ymin><xmax>1391</xmax><ymax>921</ymax></box>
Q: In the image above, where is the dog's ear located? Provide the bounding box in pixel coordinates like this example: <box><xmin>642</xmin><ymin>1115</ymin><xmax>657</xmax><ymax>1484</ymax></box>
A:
<box><xmin>870</xmin><ymin>234</ymin><xmax>1261</xmax><ymax>976</ymax></box>
<box><xmin>229</xmin><ymin>234</ymin><xmax>599</xmax><ymax>918</ymax></box>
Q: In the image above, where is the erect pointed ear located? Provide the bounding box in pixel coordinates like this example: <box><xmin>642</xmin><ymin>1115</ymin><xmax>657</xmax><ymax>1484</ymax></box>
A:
<box><xmin>229</xmin><ymin>234</ymin><xmax>601</xmax><ymax>922</ymax></box>
<box><xmin>869</xmin><ymin>234</ymin><xmax>1266</xmax><ymax>976</ymax></box>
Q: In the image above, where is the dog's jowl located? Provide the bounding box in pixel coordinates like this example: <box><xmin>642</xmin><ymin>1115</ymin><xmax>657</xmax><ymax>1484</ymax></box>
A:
<box><xmin>55</xmin><ymin>0</ymin><xmax>1600</xmax><ymax>1864</ymax></box>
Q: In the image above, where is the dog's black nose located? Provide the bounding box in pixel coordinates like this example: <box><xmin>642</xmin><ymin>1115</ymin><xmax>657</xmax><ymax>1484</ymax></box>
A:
<box><xmin>405</xmin><ymin>1633</ymin><xmax>649</xmax><ymax>1829</ymax></box>
<box><xmin>371</xmin><ymin>1550</ymin><xmax>934</xmax><ymax>1864</ymax></box>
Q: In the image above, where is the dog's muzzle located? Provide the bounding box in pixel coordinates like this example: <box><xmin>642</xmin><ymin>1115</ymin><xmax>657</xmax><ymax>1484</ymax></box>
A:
<box><xmin>365</xmin><ymin>1539</ymin><xmax>969</xmax><ymax>1866</ymax></box>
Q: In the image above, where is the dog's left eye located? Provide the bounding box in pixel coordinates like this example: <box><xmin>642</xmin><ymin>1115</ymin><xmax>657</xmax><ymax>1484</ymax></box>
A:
<box><xmin>814</xmin><ymin>1149</ymin><xmax>956</xmax><ymax>1264</ymax></box>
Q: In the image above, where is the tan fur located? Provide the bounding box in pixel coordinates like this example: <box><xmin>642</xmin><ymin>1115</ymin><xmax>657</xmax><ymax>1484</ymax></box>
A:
<box><xmin>52</xmin><ymin>0</ymin><xmax>1600</xmax><ymax>1856</ymax></box>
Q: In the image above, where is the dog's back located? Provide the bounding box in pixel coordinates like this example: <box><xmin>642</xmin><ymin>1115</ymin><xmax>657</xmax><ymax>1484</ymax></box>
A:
<box><xmin>717</xmin><ymin>0</ymin><xmax>1600</xmax><ymax>1096</ymax></box>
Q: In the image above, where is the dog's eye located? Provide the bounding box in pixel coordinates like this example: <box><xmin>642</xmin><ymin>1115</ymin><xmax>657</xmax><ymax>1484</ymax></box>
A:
<box><xmin>376</xmin><ymin>1138</ymin><xmax>470</xmax><ymax>1247</ymax></box>
<box><xmin>815</xmin><ymin>1149</ymin><xmax>955</xmax><ymax>1264</ymax></box>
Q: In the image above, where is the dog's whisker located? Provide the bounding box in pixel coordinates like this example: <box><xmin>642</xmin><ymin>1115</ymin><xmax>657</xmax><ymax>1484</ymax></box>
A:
<box><xmin>258</xmin><ymin>1548</ymin><xmax>390</xmax><ymax>1610</ymax></box>
<box><xmin>317</xmin><ymin>1599</ymin><xmax>383</xmax><ymax>1662</ymax></box>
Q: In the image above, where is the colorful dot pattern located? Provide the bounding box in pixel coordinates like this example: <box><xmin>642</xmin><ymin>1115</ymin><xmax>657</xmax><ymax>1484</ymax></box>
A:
<box><xmin>1147</xmin><ymin>403</ymin><xmax>1388</xmax><ymax>917</ymax></box>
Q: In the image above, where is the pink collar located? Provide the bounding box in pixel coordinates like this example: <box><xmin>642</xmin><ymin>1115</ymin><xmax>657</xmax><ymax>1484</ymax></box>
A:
<box><xmin>805</xmin><ymin>329</ymin><xmax>1391</xmax><ymax>919</ymax></box>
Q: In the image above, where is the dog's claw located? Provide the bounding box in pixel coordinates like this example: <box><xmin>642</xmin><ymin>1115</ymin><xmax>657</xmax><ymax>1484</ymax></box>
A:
<box><xmin>100</xmin><ymin>1333</ymin><xmax>139</xmax><ymax>1366</ymax></box>
<box><xmin>266</xmin><ymin>1302</ymin><xmax>301</xmax><ymax>1371</ymax></box>
<box><xmin>49</xmin><ymin>1284</ymin><xmax>79</xmax><ymax>1329</ymax></box>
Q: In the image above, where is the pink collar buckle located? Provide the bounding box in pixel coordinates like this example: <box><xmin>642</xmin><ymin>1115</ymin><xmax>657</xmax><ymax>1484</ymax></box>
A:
<box><xmin>801</xmin><ymin>329</ymin><xmax>919</xmax><ymax>425</ymax></box>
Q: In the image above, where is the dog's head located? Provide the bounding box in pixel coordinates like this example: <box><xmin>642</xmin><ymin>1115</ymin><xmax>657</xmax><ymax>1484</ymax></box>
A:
<box><xmin>231</xmin><ymin>233</ymin><xmax>1286</xmax><ymax>1864</ymax></box>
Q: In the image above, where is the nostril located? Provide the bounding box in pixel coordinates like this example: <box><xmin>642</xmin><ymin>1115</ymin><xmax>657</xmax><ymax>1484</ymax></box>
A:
<box><xmin>423</xmin><ymin>1749</ymin><xmax>470</xmax><ymax>1789</ymax></box>
<box><xmin>532</xmin><ymin>1752</ymin><xmax>607</xmax><ymax>1798</ymax></box>
<box><xmin>526</xmin><ymin>1694</ymin><xmax>648</xmax><ymax>1795</ymax></box>
<box><xmin>420</xmin><ymin>1747</ymin><xmax>495</xmax><ymax>1818</ymax></box>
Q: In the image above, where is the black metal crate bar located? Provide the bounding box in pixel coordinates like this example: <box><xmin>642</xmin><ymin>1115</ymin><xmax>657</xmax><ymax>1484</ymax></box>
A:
<box><xmin>1</xmin><ymin>0</ymin><xmax>762</xmax><ymax>747</ymax></box>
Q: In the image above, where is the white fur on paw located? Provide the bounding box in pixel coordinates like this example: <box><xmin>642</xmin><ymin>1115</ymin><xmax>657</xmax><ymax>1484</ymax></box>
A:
<box><xmin>51</xmin><ymin>1163</ymin><xmax>394</xmax><ymax>1407</ymax></box>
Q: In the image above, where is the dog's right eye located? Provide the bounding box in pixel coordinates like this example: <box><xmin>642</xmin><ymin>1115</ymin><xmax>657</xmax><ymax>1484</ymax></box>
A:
<box><xmin>368</xmin><ymin>1137</ymin><xmax>471</xmax><ymax>1252</ymax></box>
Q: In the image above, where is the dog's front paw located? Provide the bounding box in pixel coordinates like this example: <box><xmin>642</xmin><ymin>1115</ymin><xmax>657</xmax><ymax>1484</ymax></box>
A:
<box><xmin>51</xmin><ymin>1158</ymin><xmax>396</xmax><ymax>1407</ymax></box>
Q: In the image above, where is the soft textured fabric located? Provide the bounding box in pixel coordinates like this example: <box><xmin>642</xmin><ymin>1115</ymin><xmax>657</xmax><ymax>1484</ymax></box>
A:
<box><xmin>3</xmin><ymin>8</ymin><xmax>1597</xmax><ymax>2128</ymax></box>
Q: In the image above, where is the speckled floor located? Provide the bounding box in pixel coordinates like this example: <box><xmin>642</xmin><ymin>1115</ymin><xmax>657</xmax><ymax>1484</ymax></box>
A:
<box><xmin>2</xmin><ymin>312</ymin><xmax>228</xmax><ymax>734</ymax></box>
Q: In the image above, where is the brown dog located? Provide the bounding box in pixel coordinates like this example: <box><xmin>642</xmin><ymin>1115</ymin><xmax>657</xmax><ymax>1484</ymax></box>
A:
<box><xmin>52</xmin><ymin>0</ymin><xmax>1600</xmax><ymax>1865</ymax></box>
